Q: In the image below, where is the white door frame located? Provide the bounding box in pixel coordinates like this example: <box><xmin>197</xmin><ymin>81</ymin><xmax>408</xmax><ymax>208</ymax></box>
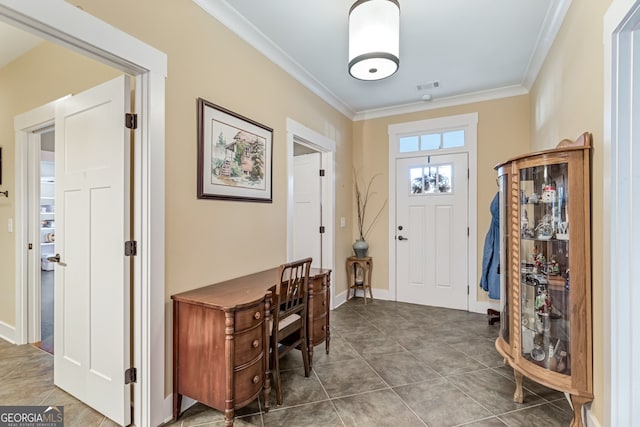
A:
<box><xmin>286</xmin><ymin>118</ymin><xmax>336</xmax><ymax>307</ymax></box>
<box><xmin>2</xmin><ymin>2</ymin><xmax>167</xmax><ymax>426</ymax></box>
<box><xmin>388</xmin><ymin>113</ymin><xmax>493</xmax><ymax>313</ymax></box>
<box><xmin>604</xmin><ymin>1</ymin><xmax>640</xmax><ymax>425</ymax></box>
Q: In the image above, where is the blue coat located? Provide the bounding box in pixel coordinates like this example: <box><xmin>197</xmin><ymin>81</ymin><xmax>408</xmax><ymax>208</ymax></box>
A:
<box><xmin>480</xmin><ymin>192</ymin><xmax>500</xmax><ymax>299</ymax></box>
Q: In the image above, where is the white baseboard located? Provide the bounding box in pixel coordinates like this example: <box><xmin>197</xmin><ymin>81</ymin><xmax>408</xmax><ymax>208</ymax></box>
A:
<box><xmin>337</xmin><ymin>287</ymin><xmax>391</xmax><ymax>304</ymax></box>
<box><xmin>468</xmin><ymin>299</ymin><xmax>500</xmax><ymax>314</ymax></box>
<box><xmin>0</xmin><ymin>320</ymin><xmax>16</xmax><ymax>343</ymax></box>
<box><xmin>584</xmin><ymin>406</ymin><xmax>601</xmax><ymax>427</ymax></box>
<box><xmin>333</xmin><ymin>290</ymin><xmax>347</xmax><ymax>308</ymax></box>
<box><xmin>336</xmin><ymin>288</ymin><xmax>493</xmax><ymax>314</ymax></box>
<box><xmin>163</xmin><ymin>394</ymin><xmax>196</xmax><ymax>425</ymax></box>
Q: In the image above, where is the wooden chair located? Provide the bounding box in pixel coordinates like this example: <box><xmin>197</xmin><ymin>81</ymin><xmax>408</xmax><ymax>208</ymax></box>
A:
<box><xmin>271</xmin><ymin>257</ymin><xmax>312</xmax><ymax>405</ymax></box>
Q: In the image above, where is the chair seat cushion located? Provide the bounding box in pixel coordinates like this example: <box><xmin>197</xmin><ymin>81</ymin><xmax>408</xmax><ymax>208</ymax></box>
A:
<box><xmin>269</xmin><ymin>313</ymin><xmax>301</xmax><ymax>335</ymax></box>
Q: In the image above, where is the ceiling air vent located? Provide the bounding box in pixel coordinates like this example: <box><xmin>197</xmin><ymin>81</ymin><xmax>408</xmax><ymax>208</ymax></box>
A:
<box><xmin>417</xmin><ymin>81</ymin><xmax>440</xmax><ymax>90</ymax></box>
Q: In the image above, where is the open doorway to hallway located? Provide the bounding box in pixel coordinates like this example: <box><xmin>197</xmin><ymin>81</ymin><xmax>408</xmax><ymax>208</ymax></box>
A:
<box><xmin>37</xmin><ymin>130</ymin><xmax>55</xmax><ymax>354</ymax></box>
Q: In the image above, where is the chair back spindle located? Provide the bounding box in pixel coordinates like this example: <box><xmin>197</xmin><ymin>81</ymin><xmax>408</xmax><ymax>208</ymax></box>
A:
<box><xmin>271</xmin><ymin>257</ymin><xmax>312</xmax><ymax>405</ymax></box>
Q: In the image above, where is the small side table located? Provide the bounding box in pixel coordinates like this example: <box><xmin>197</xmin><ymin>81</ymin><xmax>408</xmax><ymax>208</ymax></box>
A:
<box><xmin>346</xmin><ymin>256</ymin><xmax>373</xmax><ymax>304</ymax></box>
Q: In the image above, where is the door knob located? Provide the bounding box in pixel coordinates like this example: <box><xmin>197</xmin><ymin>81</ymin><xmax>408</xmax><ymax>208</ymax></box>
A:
<box><xmin>47</xmin><ymin>253</ymin><xmax>67</xmax><ymax>267</ymax></box>
<box><xmin>397</xmin><ymin>235</ymin><xmax>408</xmax><ymax>241</ymax></box>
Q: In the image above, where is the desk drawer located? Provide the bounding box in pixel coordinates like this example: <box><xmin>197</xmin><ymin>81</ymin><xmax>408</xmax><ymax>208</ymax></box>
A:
<box><xmin>234</xmin><ymin>357</ymin><xmax>264</xmax><ymax>404</ymax></box>
<box><xmin>236</xmin><ymin>302</ymin><xmax>265</xmax><ymax>331</ymax></box>
<box><xmin>235</xmin><ymin>327</ymin><xmax>264</xmax><ymax>366</ymax></box>
<box><xmin>312</xmin><ymin>292</ymin><xmax>327</xmax><ymax>311</ymax></box>
<box><xmin>309</xmin><ymin>276</ymin><xmax>327</xmax><ymax>294</ymax></box>
<box><xmin>311</xmin><ymin>313</ymin><xmax>327</xmax><ymax>342</ymax></box>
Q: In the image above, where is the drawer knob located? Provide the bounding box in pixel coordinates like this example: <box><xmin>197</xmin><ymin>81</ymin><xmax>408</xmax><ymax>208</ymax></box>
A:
<box><xmin>254</xmin><ymin>311</ymin><xmax>261</xmax><ymax>320</ymax></box>
<box><xmin>252</xmin><ymin>375</ymin><xmax>260</xmax><ymax>384</ymax></box>
<box><xmin>252</xmin><ymin>339</ymin><xmax>260</xmax><ymax>348</ymax></box>
<box><xmin>322</xmin><ymin>300</ymin><xmax>326</xmax><ymax>306</ymax></box>
<box><xmin>321</xmin><ymin>325</ymin><xmax>326</xmax><ymax>331</ymax></box>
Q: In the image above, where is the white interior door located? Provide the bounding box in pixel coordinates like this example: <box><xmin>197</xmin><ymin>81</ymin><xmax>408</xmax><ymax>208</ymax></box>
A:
<box><xmin>396</xmin><ymin>153</ymin><xmax>468</xmax><ymax>310</ymax></box>
<box><xmin>53</xmin><ymin>75</ymin><xmax>132</xmax><ymax>426</ymax></box>
<box><xmin>293</xmin><ymin>152</ymin><xmax>322</xmax><ymax>267</ymax></box>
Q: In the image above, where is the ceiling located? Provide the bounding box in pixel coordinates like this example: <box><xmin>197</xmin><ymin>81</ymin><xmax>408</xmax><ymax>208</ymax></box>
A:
<box><xmin>195</xmin><ymin>0</ymin><xmax>571</xmax><ymax>120</ymax></box>
<box><xmin>1</xmin><ymin>1</ymin><xmax>571</xmax><ymax>120</ymax></box>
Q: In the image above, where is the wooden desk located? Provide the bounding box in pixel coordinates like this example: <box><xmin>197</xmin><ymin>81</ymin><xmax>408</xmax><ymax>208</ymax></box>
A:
<box><xmin>172</xmin><ymin>267</ymin><xmax>331</xmax><ymax>426</ymax></box>
<box><xmin>308</xmin><ymin>269</ymin><xmax>331</xmax><ymax>363</ymax></box>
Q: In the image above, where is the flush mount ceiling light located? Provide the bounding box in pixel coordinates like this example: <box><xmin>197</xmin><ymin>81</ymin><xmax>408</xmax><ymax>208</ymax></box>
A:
<box><xmin>348</xmin><ymin>0</ymin><xmax>400</xmax><ymax>81</ymax></box>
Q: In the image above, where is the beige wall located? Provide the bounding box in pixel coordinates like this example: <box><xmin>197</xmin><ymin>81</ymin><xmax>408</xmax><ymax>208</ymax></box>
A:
<box><xmin>529</xmin><ymin>1</ymin><xmax>611</xmax><ymax>424</ymax></box>
<box><xmin>67</xmin><ymin>0</ymin><xmax>354</xmax><ymax>396</ymax></box>
<box><xmin>0</xmin><ymin>42</ymin><xmax>120</xmax><ymax>326</ymax></box>
<box><xmin>352</xmin><ymin>95</ymin><xmax>530</xmax><ymax>301</ymax></box>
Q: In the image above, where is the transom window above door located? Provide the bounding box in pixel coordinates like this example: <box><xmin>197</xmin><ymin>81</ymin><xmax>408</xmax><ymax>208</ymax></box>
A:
<box><xmin>399</xmin><ymin>129</ymin><xmax>465</xmax><ymax>153</ymax></box>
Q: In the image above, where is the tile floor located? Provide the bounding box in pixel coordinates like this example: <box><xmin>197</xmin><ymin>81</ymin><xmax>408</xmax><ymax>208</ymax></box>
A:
<box><xmin>0</xmin><ymin>298</ymin><xmax>573</xmax><ymax>426</ymax></box>
<box><xmin>164</xmin><ymin>298</ymin><xmax>573</xmax><ymax>427</ymax></box>
<box><xmin>40</xmin><ymin>269</ymin><xmax>54</xmax><ymax>353</ymax></box>
<box><xmin>0</xmin><ymin>337</ymin><xmax>118</xmax><ymax>426</ymax></box>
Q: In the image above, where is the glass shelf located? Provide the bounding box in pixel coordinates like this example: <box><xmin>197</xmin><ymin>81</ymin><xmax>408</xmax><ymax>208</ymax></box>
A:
<box><xmin>519</xmin><ymin>162</ymin><xmax>570</xmax><ymax>377</ymax></box>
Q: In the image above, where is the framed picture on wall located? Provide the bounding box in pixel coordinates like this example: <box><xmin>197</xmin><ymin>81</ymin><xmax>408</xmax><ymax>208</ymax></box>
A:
<box><xmin>197</xmin><ymin>98</ymin><xmax>273</xmax><ymax>202</ymax></box>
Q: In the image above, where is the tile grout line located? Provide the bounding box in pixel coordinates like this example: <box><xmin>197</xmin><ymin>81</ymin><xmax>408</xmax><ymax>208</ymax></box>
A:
<box><xmin>443</xmin><ymin>372</ymin><xmax>504</xmax><ymax>422</ymax></box>
<box><xmin>353</xmin><ymin>342</ymin><xmax>429</xmax><ymax>426</ymax></box>
<box><xmin>311</xmin><ymin>368</ymin><xmax>347</xmax><ymax>427</ymax></box>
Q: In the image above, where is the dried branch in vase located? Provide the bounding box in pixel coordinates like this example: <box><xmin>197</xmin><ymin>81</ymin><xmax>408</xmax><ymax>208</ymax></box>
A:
<box><xmin>354</xmin><ymin>168</ymin><xmax>387</xmax><ymax>241</ymax></box>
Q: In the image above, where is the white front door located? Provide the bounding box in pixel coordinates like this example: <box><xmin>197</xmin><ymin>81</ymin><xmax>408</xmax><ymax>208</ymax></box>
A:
<box><xmin>293</xmin><ymin>152</ymin><xmax>322</xmax><ymax>267</ymax></box>
<box><xmin>396</xmin><ymin>153</ymin><xmax>468</xmax><ymax>310</ymax></box>
<box><xmin>53</xmin><ymin>75</ymin><xmax>132</xmax><ymax>426</ymax></box>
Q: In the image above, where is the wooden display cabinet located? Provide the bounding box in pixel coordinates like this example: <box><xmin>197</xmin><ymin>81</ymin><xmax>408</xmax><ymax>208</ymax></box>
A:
<box><xmin>494</xmin><ymin>133</ymin><xmax>593</xmax><ymax>426</ymax></box>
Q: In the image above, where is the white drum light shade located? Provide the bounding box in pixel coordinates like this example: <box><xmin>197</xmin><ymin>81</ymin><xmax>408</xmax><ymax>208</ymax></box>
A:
<box><xmin>348</xmin><ymin>0</ymin><xmax>400</xmax><ymax>81</ymax></box>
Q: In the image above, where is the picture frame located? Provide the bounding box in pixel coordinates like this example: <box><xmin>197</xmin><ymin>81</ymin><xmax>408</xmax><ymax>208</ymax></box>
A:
<box><xmin>197</xmin><ymin>98</ymin><xmax>273</xmax><ymax>202</ymax></box>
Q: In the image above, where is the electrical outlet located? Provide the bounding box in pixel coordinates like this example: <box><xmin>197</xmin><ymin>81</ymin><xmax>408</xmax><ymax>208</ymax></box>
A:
<box><xmin>7</xmin><ymin>218</ymin><xmax>13</xmax><ymax>233</ymax></box>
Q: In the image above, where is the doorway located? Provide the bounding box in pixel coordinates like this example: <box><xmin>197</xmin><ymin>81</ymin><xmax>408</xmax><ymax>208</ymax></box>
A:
<box><xmin>38</xmin><ymin>130</ymin><xmax>55</xmax><ymax>354</ymax></box>
<box><xmin>15</xmin><ymin>75</ymin><xmax>135</xmax><ymax>426</ymax></box>
<box><xmin>388</xmin><ymin>113</ymin><xmax>487</xmax><ymax>313</ymax></box>
<box><xmin>604</xmin><ymin>0</ymin><xmax>640</xmax><ymax>423</ymax></box>
<box><xmin>286</xmin><ymin>118</ymin><xmax>336</xmax><ymax>305</ymax></box>
<box><xmin>2</xmin><ymin>2</ymin><xmax>167</xmax><ymax>426</ymax></box>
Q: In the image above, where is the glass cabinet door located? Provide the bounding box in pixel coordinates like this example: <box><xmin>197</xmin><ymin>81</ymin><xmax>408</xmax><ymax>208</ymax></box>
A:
<box><xmin>518</xmin><ymin>163</ymin><xmax>570</xmax><ymax>376</ymax></box>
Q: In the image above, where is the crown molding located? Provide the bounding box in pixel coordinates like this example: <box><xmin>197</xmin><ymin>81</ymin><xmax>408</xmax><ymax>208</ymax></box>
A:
<box><xmin>193</xmin><ymin>0</ymin><xmax>566</xmax><ymax>122</ymax></box>
<box><xmin>522</xmin><ymin>0</ymin><xmax>573</xmax><ymax>89</ymax></box>
<box><xmin>192</xmin><ymin>0</ymin><xmax>356</xmax><ymax>120</ymax></box>
<box><xmin>353</xmin><ymin>85</ymin><xmax>529</xmax><ymax>121</ymax></box>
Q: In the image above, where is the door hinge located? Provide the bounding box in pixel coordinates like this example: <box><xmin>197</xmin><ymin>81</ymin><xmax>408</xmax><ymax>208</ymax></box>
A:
<box><xmin>319</xmin><ymin>226</ymin><xmax>325</xmax><ymax>234</ymax></box>
<box><xmin>125</xmin><ymin>240</ymin><xmax>137</xmax><ymax>256</ymax></box>
<box><xmin>319</xmin><ymin>169</ymin><xmax>325</xmax><ymax>177</ymax></box>
<box><xmin>125</xmin><ymin>367</ymin><xmax>137</xmax><ymax>384</ymax></box>
<box><xmin>125</xmin><ymin>113</ymin><xmax>138</xmax><ymax>129</ymax></box>
<box><xmin>467</xmin><ymin>285</ymin><xmax>470</xmax><ymax>295</ymax></box>
<box><xmin>467</xmin><ymin>168</ymin><xmax>470</xmax><ymax>179</ymax></box>
<box><xmin>467</xmin><ymin>227</ymin><xmax>469</xmax><ymax>236</ymax></box>
<box><xmin>28</xmin><ymin>243</ymin><xmax>33</xmax><ymax>250</ymax></box>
